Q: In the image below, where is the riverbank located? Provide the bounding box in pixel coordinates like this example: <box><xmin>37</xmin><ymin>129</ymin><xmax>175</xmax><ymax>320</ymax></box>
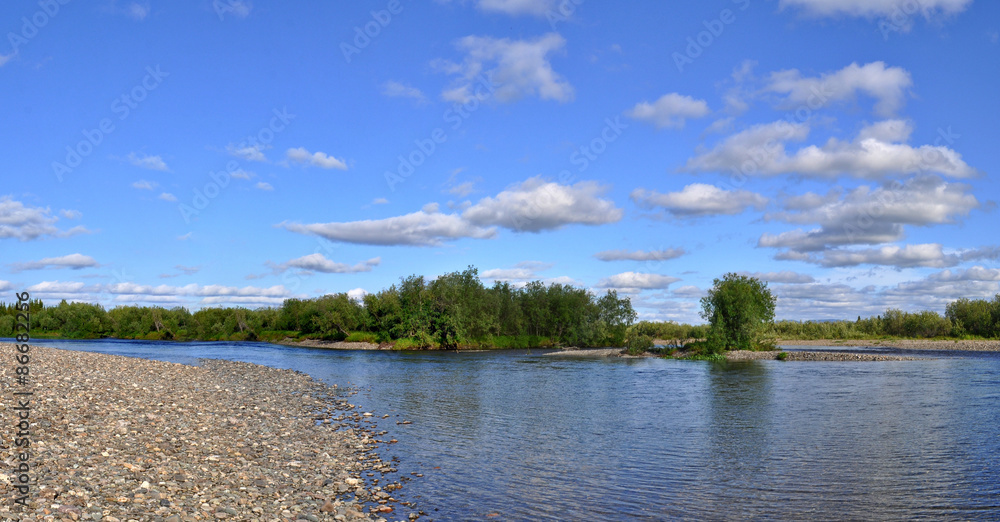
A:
<box><xmin>781</xmin><ymin>339</ymin><xmax>1000</xmax><ymax>351</ymax></box>
<box><xmin>0</xmin><ymin>343</ymin><xmax>407</xmax><ymax>521</ymax></box>
<box><xmin>547</xmin><ymin>348</ymin><xmax>918</xmax><ymax>361</ymax></box>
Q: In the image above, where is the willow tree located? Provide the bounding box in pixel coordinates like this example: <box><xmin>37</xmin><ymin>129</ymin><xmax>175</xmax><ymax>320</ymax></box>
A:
<box><xmin>700</xmin><ymin>273</ymin><xmax>776</xmax><ymax>352</ymax></box>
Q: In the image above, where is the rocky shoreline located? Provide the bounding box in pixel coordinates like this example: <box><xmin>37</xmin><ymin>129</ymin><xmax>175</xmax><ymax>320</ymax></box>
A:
<box><xmin>725</xmin><ymin>350</ymin><xmax>917</xmax><ymax>361</ymax></box>
<box><xmin>0</xmin><ymin>343</ymin><xmax>414</xmax><ymax>522</ymax></box>
<box><xmin>779</xmin><ymin>338</ymin><xmax>1000</xmax><ymax>351</ymax></box>
<box><xmin>278</xmin><ymin>339</ymin><xmax>385</xmax><ymax>351</ymax></box>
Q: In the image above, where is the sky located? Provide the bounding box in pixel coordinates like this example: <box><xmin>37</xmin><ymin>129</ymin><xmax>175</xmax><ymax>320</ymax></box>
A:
<box><xmin>1</xmin><ymin>0</ymin><xmax>998</xmax><ymax>323</ymax></box>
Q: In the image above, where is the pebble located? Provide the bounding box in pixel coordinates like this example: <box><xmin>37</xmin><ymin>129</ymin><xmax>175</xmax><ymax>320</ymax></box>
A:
<box><xmin>0</xmin><ymin>343</ymin><xmax>401</xmax><ymax>521</ymax></box>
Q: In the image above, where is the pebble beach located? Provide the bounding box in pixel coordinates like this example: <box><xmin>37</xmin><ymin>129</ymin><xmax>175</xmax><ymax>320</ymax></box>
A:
<box><xmin>0</xmin><ymin>343</ymin><xmax>412</xmax><ymax>522</ymax></box>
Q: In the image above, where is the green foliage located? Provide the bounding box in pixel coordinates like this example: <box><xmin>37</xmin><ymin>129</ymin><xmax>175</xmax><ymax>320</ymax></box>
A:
<box><xmin>624</xmin><ymin>332</ymin><xmax>654</xmax><ymax>354</ymax></box>
<box><xmin>776</xmin><ymin>351</ymin><xmax>788</xmax><ymax>361</ymax></box>
<box><xmin>700</xmin><ymin>273</ymin><xmax>776</xmax><ymax>352</ymax></box>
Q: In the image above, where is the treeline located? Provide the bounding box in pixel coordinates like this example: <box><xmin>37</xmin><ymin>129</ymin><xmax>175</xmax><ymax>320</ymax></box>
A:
<box><xmin>0</xmin><ymin>267</ymin><xmax>637</xmax><ymax>349</ymax></box>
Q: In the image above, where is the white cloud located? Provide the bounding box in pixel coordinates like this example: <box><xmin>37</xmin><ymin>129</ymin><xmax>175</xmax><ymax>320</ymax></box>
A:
<box><xmin>631</xmin><ymin>184</ymin><xmax>768</xmax><ymax>218</ymax></box>
<box><xmin>132</xmin><ymin>180</ymin><xmax>157</xmax><ymax>190</ymax></box>
<box><xmin>231</xmin><ymin>169</ymin><xmax>254</xmax><ymax>180</ymax></box>
<box><xmin>175</xmin><ymin>265</ymin><xmax>200</xmax><ymax>275</ymax></box>
<box><xmin>672</xmin><ymin>285</ymin><xmax>705</xmax><ymax>298</ymax></box>
<box><xmin>437</xmin><ymin>33</ymin><xmax>573</xmax><ymax>103</ymax></box>
<box><xmin>449</xmin><ymin>181</ymin><xmax>477</xmax><ymax>197</ymax></box>
<box><xmin>286</xmin><ymin>147</ymin><xmax>348</xmax><ymax>170</ymax></box>
<box><xmin>929</xmin><ymin>266</ymin><xmax>1000</xmax><ymax>282</ymax></box>
<box><xmin>60</xmin><ymin>209</ymin><xmax>82</xmax><ymax>220</ymax></box>
<box><xmin>760</xmin><ymin>176</ymin><xmax>979</xmax><ymax>252</ymax></box>
<box><xmin>597</xmin><ymin>272</ymin><xmax>680</xmax><ymax>292</ymax></box>
<box><xmin>256</xmin><ymin>182</ymin><xmax>274</xmax><ymax>191</ymax></box>
<box><xmin>126</xmin><ymin>152</ymin><xmax>168</xmax><ymax>171</ymax></box>
<box><xmin>158</xmin><ymin>193</ymin><xmax>177</xmax><ymax>202</ymax></box>
<box><xmin>347</xmin><ymin>287</ymin><xmax>368</xmax><ymax>302</ymax></box>
<box><xmin>281</xmin><ymin>209</ymin><xmax>496</xmax><ymax>247</ymax></box>
<box><xmin>227</xmin><ymin>144</ymin><xmax>268</xmax><ymax>162</ymax></box>
<box><xmin>481</xmin><ymin>261</ymin><xmax>553</xmax><ymax>280</ymax></box>
<box><xmin>779</xmin><ymin>0</ymin><xmax>972</xmax><ymax>20</ymax></box>
<box><xmin>0</xmin><ymin>197</ymin><xmax>90</xmax><ymax>241</ymax></box>
<box><xmin>0</xmin><ymin>52</ymin><xmax>14</xmax><ymax>67</ymax></box>
<box><xmin>742</xmin><ymin>270</ymin><xmax>816</xmax><ymax>284</ymax></box>
<box><xmin>10</xmin><ymin>253</ymin><xmax>99</xmax><ymax>272</ymax></box>
<box><xmin>764</xmin><ymin>61</ymin><xmax>912</xmax><ymax>116</ymax></box>
<box><xmin>372</xmin><ymin>198</ymin><xmax>389</xmax><ymax>205</ymax></box>
<box><xmin>685</xmin><ymin>119</ymin><xmax>977</xmax><ymax>180</ymax></box>
<box><xmin>777</xmin><ymin>243</ymin><xmax>1000</xmax><ymax>269</ymax></box>
<box><xmin>274</xmin><ymin>254</ymin><xmax>380</xmax><ymax>274</ymax></box>
<box><xmin>463</xmin><ymin>176</ymin><xmax>622</xmax><ymax>232</ymax></box>
<box><xmin>626</xmin><ymin>93</ymin><xmax>710</xmax><ymax>129</ymax></box>
<box><xmin>474</xmin><ymin>0</ymin><xmax>560</xmax><ymax>16</ymax></box>
<box><xmin>0</xmin><ymin>280</ymin><xmax>11</xmax><ymax>292</ymax></box>
<box><xmin>594</xmin><ymin>249</ymin><xmax>686</xmax><ymax>262</ymax></box>
<box><xmin>382</xmin><ymin>81</ymin><xmax>427</xmax><ymax>104</ymax></box>
<box><xmin>177</xmin><ymin>232</ymin><xmax>193</xmax><ymax>241</ymax></box>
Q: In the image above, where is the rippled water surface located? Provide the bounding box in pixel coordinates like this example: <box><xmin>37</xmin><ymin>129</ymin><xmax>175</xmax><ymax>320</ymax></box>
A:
<box><xmin>22</xmin><ymin>339</ymin><xmax>1000</xmax><ymax>520</ymax></box>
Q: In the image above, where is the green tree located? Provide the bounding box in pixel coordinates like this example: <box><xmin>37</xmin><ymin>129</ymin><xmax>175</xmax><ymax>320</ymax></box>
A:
<box><xmin>700</xmin><ymin>273</ymin><xmax>776</xmax><ymax>352</ymax></box>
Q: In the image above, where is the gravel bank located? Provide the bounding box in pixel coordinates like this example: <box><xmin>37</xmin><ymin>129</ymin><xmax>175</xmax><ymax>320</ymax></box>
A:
<box><xmin>277</xmin><ymin>339</ymin><xmax>384</xmax><ymax>351</ymax></box>
<box><xmin>726</xmin><ymin>350</ymin><xmax>917</xmax><ymax>361</ymax></box>
<box><xmin>542</xmin><ymin>348</ymin><xmax>625</xmax><ymax>357</ymax></box>
<box><xmin>780</xmin><ymin>339</ymin><xmax>1000</xmax><ymax>352</ymax></box>
<box><xmin>0</xmin><ymin>343</ymin><xmax>414</xmax><ymax>522</ymax></box>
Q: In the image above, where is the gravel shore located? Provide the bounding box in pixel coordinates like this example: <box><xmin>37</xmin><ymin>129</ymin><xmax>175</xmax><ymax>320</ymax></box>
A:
<box><xmin>277</xmin><ymin>340</ymin><xmax>384</xmax><ymax>351</ymax></box>
<box><xmin>780</xmin><ymin>338</ymin><xmax>1000</xmax><ymax>351</ymax></box>
<box><xmin>725</xmin><ymin>350</ymin><xmax>918</xmax><ymax>361</ymax></box>
<box><xmin>0</xmin><ymin>343</ymin><xmax>413</xmax><ymax>522</ymax></box>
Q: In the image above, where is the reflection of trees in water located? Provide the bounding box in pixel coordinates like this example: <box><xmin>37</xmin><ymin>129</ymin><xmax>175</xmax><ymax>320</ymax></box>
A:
<box><xmin>704</xmin><ymin>361</ymin><xmax>774</xmax><ymax>495</ymax></box>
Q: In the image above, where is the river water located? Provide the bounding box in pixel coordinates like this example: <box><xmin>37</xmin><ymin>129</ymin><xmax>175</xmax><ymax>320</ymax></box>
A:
<box><xmin>21</xmin><ymin>339</ymin><xmax>1000</xmax><ymax>520</ymax></box>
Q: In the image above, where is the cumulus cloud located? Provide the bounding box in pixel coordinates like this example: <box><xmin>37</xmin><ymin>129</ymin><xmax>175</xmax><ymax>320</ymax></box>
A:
<box><xmin>760</xmin><ymin>176</ymin><xmax>979</xmax><ymax>252</ymax></box>
<box><xmin>273</xmin><ymin>254</ymin><xmax>380</xmax><ymax>274</ymax></box>
<box><xmin>594</xmin><ymin>249</ymin><xmax>686</xmax><ymax>262</ymax></box>
<box><xmin>764</xmin><ymin>61</ymin><xmax>912</xmax><ymax>116</ymax></box>
<box><xmin>0</xmin><ymin>197</ymin><xmax>90</xmax><ymax>241</ymax></box>
<box><xmin>779</xmin><ymin>0</ymin><xmax>972</xmax><ymax>21</ymax></box>
<box><xmin>631</xmin><ymin>184</ymin><xmax>768</xmax><ymax>218</ymax></box>
<box><xmin>283</xmin><ymin>177</ymin><xmax>621</xmax><ymax>245</ymax></box>
<box><xmin>436</xmin><ymin>33</ymin><xmax>573</xmax><ymax>103</ymax></box>
<box><xmin>132</xmin><ymin>180</ymin><xmax>157</xmax><ymax>190</ymax></box>
<box><xmin>382</xmin><ymin>81</ymin><xmax>427</xmax><ymax>104</ymax></box>
<box><xmin>776</xmin><ymin>243</ymin><xmax>1000</xmax><ymax>268</ymax></box>
<box><xmin>256</xmin><ymin>182</ymin><xmax>274</xmax><ymax>191</ymax></box>
<box><xmin>286</xmin><ymin>147</ymin><xmax>348</xmax><ymax>170</ymax></box>
<box><xmin>464</xmin><ymin>177</ymin><xmax>622</xmax><ymax>232</ymax></box>
<box><xmin>158</xmin><ymin>193</ymin><xmax>177</xmax><ymax>202</ymax></box>
<box><xmin>685</xmin><ymin>120</ymin><xmax>977</xmax><ymax>179</ymax></box>
<box><xmin>0</xmin><ymin>280</ymin><xmax>12</xmax><ymax>291</ymax></box>
<box><xmin>481</xmin><ymin>261</ymin><xmax>553</xmax><ymax>280</ymax></box>
<box><xmin>281</xmin><ymin>209</ymin><xmax>496</xmax><ymax>247</ymax></box>
<box><xmin>127</xmin><ymin>152</ymin><xmax>168</xmax><ymax>171</ymax></box>
<box><xmin>626</xmin><ymin>93</ymin><xmax>710</xmax><ymax>129</ymax></box>
<box><xmin>10</xmin><ymin>253</ymin><xmax>99</xmax><ymax>272</ymax></box>
<box><xmin>597</xmin><ymin>272</ymin><xmax>680</xmax><ymax>292</ymax></box>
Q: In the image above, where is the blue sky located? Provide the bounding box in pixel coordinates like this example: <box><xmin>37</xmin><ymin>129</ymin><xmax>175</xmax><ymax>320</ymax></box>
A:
<box><xmin>1</xmin><ymin>0</ymin><xmax>998</xmax><ymax>323</ymax></box>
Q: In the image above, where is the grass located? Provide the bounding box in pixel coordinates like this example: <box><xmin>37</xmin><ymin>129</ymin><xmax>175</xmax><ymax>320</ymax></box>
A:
<box><xmin>776</xmin><ymin>351</ymin><xmax>788</xmax><ymax>360</ymax></box>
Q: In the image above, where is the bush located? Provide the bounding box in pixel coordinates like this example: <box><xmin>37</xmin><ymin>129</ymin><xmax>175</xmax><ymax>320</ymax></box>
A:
<box><xmin>776</xmin><ymin>351</ymin><xmax>788</xmax><ymax>361</ymax></box>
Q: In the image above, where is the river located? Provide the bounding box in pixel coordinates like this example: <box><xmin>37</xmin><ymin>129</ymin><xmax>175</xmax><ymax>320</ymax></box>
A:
<box><xmin>20</xmin><ymin>339</ymin><xmax>1000</xmax><ymax>520</ymax></box>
